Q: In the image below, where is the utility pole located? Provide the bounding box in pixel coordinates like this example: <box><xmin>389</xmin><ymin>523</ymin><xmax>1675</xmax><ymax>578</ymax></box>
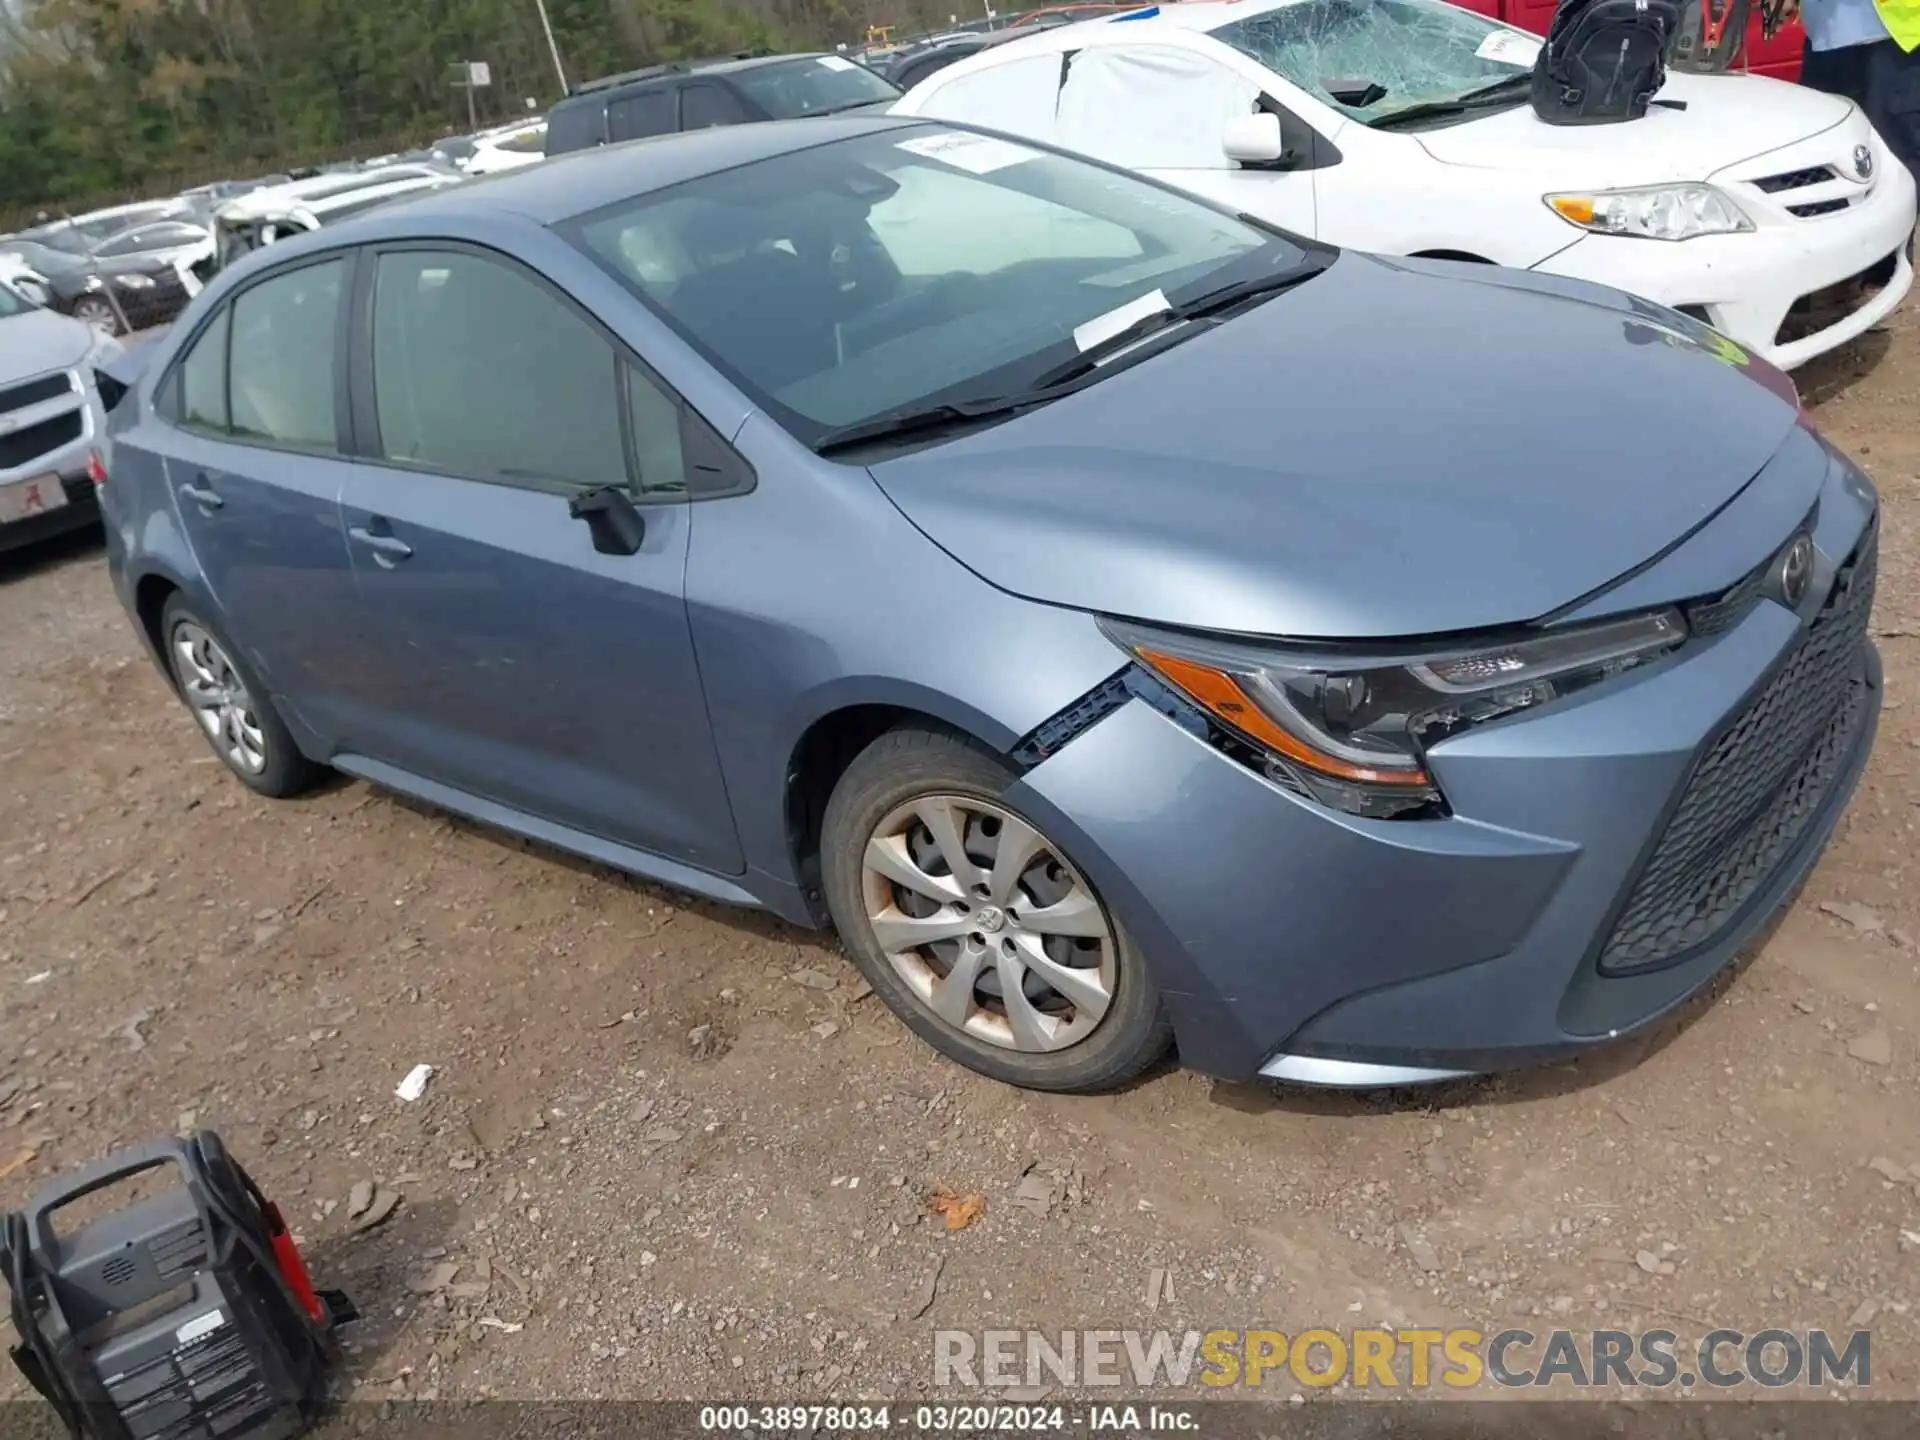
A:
<box><xmin>532</xmin><ymin>0</ymin><xmax>570</xmax><ymax>95</ymax></box>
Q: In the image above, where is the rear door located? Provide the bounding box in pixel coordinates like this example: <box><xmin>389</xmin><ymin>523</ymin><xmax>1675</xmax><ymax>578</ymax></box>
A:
<box><xmin>144</xmin><ymin>255</ymin><xmax>368</xmax><ymax>744</ymax></box>
<box><xmin>335</xmin><ymin>243</ymin><xmax>744</xmax><ymax>874</ymax></box>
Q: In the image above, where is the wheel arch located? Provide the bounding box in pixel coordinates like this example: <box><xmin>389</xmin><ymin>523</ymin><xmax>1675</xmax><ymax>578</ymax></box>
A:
<box><xmin>129</xmin><ymin>567</ymin><xmax>194</xmax><ymax>692</ymax></box>
<box><xmin>779</xmin><ymin>683</ymin><xmax>1024</xmax><ymax>919</ymax></box>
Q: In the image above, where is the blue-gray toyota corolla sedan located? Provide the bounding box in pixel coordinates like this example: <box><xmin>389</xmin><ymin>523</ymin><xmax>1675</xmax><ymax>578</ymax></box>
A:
<box><xmin>95</xmin><ymin>117</ymin><xmax>1880</xmax><ymax>1093</ymax></box>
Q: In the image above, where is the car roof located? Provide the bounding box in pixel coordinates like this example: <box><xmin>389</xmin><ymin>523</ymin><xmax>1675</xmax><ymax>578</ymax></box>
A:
<box><xmin>214</xmin><ymin>166</ymin><xmax>456</xmax><ymax>220</ymax></box>
<box><xmin>947</xmin><ymin>0</ymin><xmax>1307</xmax><ymax>53</ymax></box>
<box><xmin>304</xmin><ymin>174</ymin><xmax>461</xmax><ymax>219</ymax></box>
<box><xmin>379</xmin><ymin>113</ymin><xmax>932</xmax><ymax>226</ymax></box>
<box><xmin>557</xmin><ymin>50</ymin><xmax>840</xmax><ymax>102</ymax></box>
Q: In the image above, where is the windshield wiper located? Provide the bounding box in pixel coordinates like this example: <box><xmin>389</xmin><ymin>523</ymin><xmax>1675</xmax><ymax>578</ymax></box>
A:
<box><xmin>1026</xmin><ymin>255</ymin><xmax>1332</xmax><ymax>391</ymax></box>
<box><xmin>814</xmin><ymin>256</ymin><xmax>1333</xmax><ymax>455</ymax></box>
<box><xmin>1368</xmin><ymin>75</ymin><xmax>1533</xmax><ymax>131</ymax></box>
<box><xmin>813</xmin><ymin>395</ymin><xmax>1043</xmax><ymax>455</ymax></box>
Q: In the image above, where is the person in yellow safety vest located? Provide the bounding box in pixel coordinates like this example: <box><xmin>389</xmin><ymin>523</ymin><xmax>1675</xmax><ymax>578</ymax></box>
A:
<box><xmin>1790</xmin><ymin>0</ymin><xmax>1920</xmax><ymax>280</ymax></box>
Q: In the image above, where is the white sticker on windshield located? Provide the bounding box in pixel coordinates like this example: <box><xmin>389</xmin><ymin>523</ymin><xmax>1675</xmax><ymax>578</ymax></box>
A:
<box><xmin>817</xmin><ymin>54</ymin><xmax>859</xmax><ymax>71</ymax></box>
<box><xmin>1475</xmin><ymin>28</ymin><xmax>1541</xmax><ymax>65</ymax></box>
<box><xmin>1073</xmin><ymin>289</ymin><xmax>1171</xmax><ymax>353</ymax></box>
<box><xmin>895</xmin><ymin>131</ymin><xmax>1038</xmax><ymax>175</ymax></box>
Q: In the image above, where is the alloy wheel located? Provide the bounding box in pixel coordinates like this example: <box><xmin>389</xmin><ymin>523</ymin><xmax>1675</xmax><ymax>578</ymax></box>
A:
<box><xmin>173</xmin><ymin>622</ymin><xmax>269</xmax><ymax>775</ymax></box>
<box><xmin>859</xmin><ymin>793</ymin><xmax>1117</xmax><ymax>1052</ymax></box>
<box><xmin>73</xmin><ymin>298</ymin><xmax>118</xmax><ymax>334</ymax></box>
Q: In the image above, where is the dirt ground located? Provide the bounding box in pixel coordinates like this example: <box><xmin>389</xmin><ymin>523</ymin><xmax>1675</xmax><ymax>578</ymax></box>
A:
<box><xmin>5</xmin><ymin>313</ymin><xmax>1920</xmax><ymax>1414</ymax></box>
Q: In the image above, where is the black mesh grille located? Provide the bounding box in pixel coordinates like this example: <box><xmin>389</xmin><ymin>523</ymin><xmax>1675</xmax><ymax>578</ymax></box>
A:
<box><xmin>1599</xmin><ymin>523</ymin><xmax>1877</xmax><ymax>974</ymax></box>
<box><xmin>1755</xmin><ymin>165</ymin><xmax>1837</xmax><ymax>193</ymax></box>
<box><xmin>0</xmin><ymin>409</ymin><xmax>82</xmax><ymax>470</ymax></box>
<box><xmin>1789</xmin><ymin>199</ymin><xmax>1851</xmax><ymax>218</ymax></box>
<box><xmin>0</xmin><ymin>371</ymin><xmax>72</xmax><ymax>417</ymax></box>
<box><xmin>1685</xmin><ymin>558</ymin><xmax>1770</xmax><ymax>638</ymax></box>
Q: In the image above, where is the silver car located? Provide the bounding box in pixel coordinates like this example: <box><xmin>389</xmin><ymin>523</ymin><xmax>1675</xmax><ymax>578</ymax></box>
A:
<box><xmin>0</xmin><ymin>280</ymin><xmax>116</xmax><ymax>552</ymax></box>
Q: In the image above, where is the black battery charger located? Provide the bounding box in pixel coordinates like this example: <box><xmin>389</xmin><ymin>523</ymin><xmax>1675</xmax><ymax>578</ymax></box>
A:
<box><xmin>3</xmin><ymin>1131</ymin><xmax>353</xmax><ymax>1440</ymax></box>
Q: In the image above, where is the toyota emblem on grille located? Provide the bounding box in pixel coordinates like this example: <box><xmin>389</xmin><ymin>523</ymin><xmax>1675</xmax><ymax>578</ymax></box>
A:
<box><xmin>1779</xmin><ymin>534</ymin><xmax>1815</xmax><ymax>607</ymax></box>
<box><xmin>1854</xmin><ymin>144</ymin><xmax>1874</xmax><ymax>180</ymax></box>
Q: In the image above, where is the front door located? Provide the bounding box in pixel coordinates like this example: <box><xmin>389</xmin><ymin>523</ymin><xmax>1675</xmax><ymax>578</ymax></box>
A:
<box><xmin>1056</xmin><ymin>44</ymin><xmax>1320</xmax><ymax>238</ymax></box>
<box><xmin>337</xmin><ymin>244</ymin><xmax>744</xmax><ymax>875</ymax></box>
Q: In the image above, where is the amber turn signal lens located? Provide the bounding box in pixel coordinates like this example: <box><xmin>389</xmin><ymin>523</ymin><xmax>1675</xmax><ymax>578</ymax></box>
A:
<box><xmin>1136</xmin><ymin>648</ymin><xmax>1433</xmax><ymax>788</ymax></box>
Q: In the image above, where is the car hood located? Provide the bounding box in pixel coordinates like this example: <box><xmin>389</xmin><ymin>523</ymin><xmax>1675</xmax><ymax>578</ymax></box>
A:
<box><xmin>1412</xmin><ymin>72</ymin><xmax>1853</xmax><ymax>186</ymax></box>
<box><xmin>0</xmin><ymin>306</ymin><xmax>96</xmax><ymax>377</ymax></box>
<box><xmin>866</xmin><ymin>252</ymin><xmax>1799</xmax><ymax>640</ymax></box>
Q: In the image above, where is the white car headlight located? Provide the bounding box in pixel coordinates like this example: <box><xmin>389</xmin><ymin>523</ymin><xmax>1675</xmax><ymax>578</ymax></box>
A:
<box><xmin>1545</xmin><ymin>184</ymin><xmax>1754</xmax><ymax>241</ymax></box>
<box><xmin>114</xmin><ymin>273</ymin><xmax>157</xmax><ymax>289</ymax></box>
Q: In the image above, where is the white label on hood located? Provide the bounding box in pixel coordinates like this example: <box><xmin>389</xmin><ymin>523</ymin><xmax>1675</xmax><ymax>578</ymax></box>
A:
<box><xmin>817</xmin><ymin>54</ymin><xmax>858</xmax><ymax>71</ymax></box>
<box><xmin>1475</xmin><ymin>28</ymin><xmax>1541</xmax><ymax>65</ymax></box>
<box><xmin>896</xmin><ymin>131</ymin><xmax>1037</xmax><ymax>174</ymax></box>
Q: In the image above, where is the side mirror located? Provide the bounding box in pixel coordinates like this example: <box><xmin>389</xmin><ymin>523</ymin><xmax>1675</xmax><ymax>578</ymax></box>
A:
<box><xmin>568</xmin><ymin>484</ymin><xmax>647</xmax><ymax>555</ymax></box>
<box><xmin>1223</xmin><ymin>112</ymin><xmax>1291</xmax><ymax>168</ymax></box>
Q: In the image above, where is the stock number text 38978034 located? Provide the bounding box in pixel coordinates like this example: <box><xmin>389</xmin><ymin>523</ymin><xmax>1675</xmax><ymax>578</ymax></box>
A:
<box><xmin>697</xmin><ymin>1404</ymin><xmax>1072</xmax><ymax>1432</ymax></box>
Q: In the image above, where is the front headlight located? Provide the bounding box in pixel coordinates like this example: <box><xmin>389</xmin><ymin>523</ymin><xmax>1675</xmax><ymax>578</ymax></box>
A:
<box><xmin>114</xmin><ymin>273</ymin><xmax>157</xmax><ymax>290</ymax></box>
<box><xmin>1104</xmin><ymin>610</ymin><xmax>1688</xmax><ymax>819</ymax></box>
<box><xmin>1545</xmin><ymin>184</ymin><xmax>1754</xmax><ymax>241</ymax></box>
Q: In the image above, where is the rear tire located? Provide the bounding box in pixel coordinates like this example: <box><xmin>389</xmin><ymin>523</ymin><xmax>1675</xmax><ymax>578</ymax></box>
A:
<box><xmin>821</xmin><ymin>725</ymin><xmax>1171</xmax><ymax>1092</ymax></box>
<box><xmin>160</xmin><ymin>594</ymin><xmax>322</xmax><ymax>799</ymax></box>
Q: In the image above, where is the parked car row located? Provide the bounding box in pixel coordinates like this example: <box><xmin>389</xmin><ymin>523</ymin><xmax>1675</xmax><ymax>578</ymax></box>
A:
<box><xmin>891</xmin><ymin>0</ymin><xmax>1914</xmax><ymax>371</ymax></box>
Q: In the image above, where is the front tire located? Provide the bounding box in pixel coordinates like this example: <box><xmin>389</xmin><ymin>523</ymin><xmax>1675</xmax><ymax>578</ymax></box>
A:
<box><xmin>71</xmin><ymin>296</ymin><xmax>122</xmax><ymax>335</ymax></box>
<box><xmin>821</xmin><ymin>725</ymin><xmax>1170</xmax><ymax>1092</ymax></box>
<box><xmin>161</xmin><ymin>594</ymin><xmax>321</xmax><ymax>798</ymax></box>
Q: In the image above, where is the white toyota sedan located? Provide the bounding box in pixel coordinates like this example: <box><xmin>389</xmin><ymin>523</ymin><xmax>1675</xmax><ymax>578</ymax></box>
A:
<box><xmin>891</xmin><ymin>0</ymin><xmax>1917</xmax><ymax>369</ymax></box>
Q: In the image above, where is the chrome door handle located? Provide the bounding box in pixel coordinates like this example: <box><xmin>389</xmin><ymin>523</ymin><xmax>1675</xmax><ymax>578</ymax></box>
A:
<box><xmin>348</xmin><ymin>526</ymin><xmax>413</xmax><ymax>565</ymax></box>
<box><xmin>179</xmin><ymin>480</ymin><xmax>222</xmax><ymax>510</ymax></box>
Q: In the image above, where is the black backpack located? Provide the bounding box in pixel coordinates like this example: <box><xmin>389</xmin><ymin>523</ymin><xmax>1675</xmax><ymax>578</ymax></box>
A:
<box><xmin>1531</xmin><ymin>0</ymin><xmax>1682</xmax><ymax>125</ymax></box>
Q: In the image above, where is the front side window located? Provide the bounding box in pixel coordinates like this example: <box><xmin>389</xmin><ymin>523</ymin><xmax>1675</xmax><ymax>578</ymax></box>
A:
<box><xmin>1057</xmin><ymin>45</ymin><xmax>1263</xmax><ymax>170</ymax></box>
<box><xmin>727</xmin><ymin>56</ymin><xmax>901</xmax><ymax>117</ymax></box>
<box><xmin>370</xmin><ymin>250</ymin><xmax>676</xmax><ymax>494</ymax></box>
<box><xmin>571</xmin><ymin>126</ymin><xmax>1301</xmax><ymax>443</ymax></box>
<box><xmin>1209</xmin><ymin>0</ymin><xmax>1537</xmax><ymax>125</ymax></box>
<box><xmin>0</xmin><ymin>285</ymin><xmax>31</xmax><ymax>319</ymax></box>
<box><xmin>228</xmin><ymin>260</ymin><xmax>343</xmax><ymax>451</ymax></box>
<box><xmin>680</xmin><ymin>83</ymin><xmax>748</xmax><ymax>130</ymax></box>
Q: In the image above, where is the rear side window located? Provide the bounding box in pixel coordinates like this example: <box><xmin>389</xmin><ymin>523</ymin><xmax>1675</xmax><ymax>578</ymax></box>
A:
<box><xmin>545</xmin><ymin>99</ymin><xmax>607</xmax><ymax>153</ymax></box>
<box><xmin>370</xmin><ymin>249</ymin><xmax>670</xmax><ymax>493</ymax></box>
<box><xmin>228</xmin><ymin>260</ymin><xmax>344</xmax><ymax>452</ymax></box>
<box><xmin>608</xmin><ymin>87</ymin><xmax>678</xmax><ymax>141</ymax></box>
<box><xmin>176</xmin><ymin>308</ymin><xmax>230</xmax><ymax>432</ymax></box>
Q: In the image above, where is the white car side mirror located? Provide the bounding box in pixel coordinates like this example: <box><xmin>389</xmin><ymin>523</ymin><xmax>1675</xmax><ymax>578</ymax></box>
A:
<box><xmin>1222</xmin><ymin>112</ymin><xmax>1286</xmax><ymax>165</ymax></box>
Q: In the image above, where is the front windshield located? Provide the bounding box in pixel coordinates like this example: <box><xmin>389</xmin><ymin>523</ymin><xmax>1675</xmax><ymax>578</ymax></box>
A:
<box><xmin>1210</xmin><ymin>0</ymin><xmax>1538</xmax><ymax>125</ymax></box>
<box><xmin>728</xmin><ymin>55</ymin><xmax>903</xmax><ymax>117</ymax></box>
<box><xmin>570</xmin><ymin>125</ymin><xmax>1304</xmax><ymax>444</ymax></box>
